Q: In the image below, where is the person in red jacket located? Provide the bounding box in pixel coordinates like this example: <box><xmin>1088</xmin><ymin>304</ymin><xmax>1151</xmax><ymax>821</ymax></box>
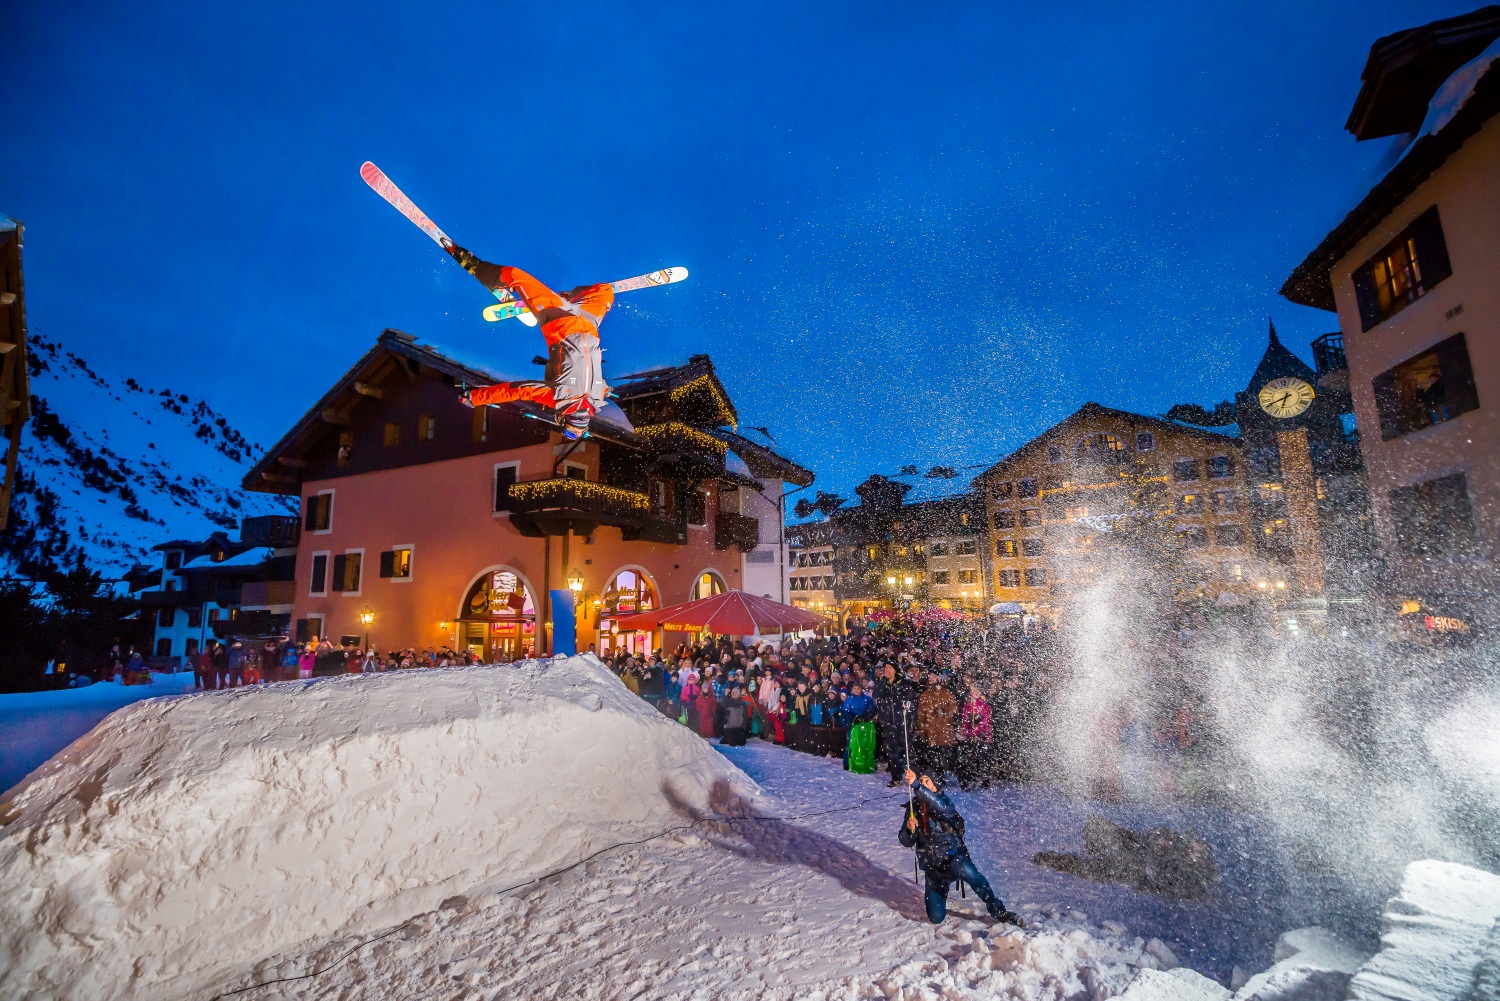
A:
<box><xmin>448</xmin><ymin>246</ymin><xmax>613</xmax><ymax>441</ymax></box>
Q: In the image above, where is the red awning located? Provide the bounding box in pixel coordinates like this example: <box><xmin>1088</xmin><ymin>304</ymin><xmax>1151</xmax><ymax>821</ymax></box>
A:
<box><xmin>612</xmin><ymin>589</ymin><xmax>829</xmax><ymax>635</ymax></box>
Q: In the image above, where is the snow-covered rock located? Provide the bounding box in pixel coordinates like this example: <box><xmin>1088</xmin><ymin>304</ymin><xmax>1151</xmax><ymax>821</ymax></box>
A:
<box><xmin>0</xmin><ymin>655</ymin><xmax>752</xmax><ymax>1001</ymax></box>
<box><xmin>1348</xmin><ymin>860</ymin><xmax>1500</xmax><ymax>1001</ymax></box>
<box><xmin>1119</xmin><ymin>966</ymin><xmax>1231</xmax><ymax>1000</ymax></box>
<box><xmin>1233</xmin><ymin>927</ymin><xmax>1366</xmax><ymax>1001</ymax></box>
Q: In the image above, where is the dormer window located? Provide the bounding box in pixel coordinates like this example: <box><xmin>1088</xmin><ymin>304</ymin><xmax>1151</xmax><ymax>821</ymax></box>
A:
<box><xmin>164</xmin><ymin>551</ymin><xmax>183</xmax><ymax>571</ymax></box>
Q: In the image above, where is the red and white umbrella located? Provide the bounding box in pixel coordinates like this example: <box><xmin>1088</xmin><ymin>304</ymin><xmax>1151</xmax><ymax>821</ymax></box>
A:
<box><xmin>612</xmin><ymin>589</ymin><xmax>829</xmax><ymax>636</ymax></box>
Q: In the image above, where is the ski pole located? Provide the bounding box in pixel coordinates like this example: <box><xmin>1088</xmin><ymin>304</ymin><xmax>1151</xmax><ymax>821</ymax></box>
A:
<box><xmin>903</xmin><ymin>701</ymin><xmax>917</xmax><ymax>884</ymax></box>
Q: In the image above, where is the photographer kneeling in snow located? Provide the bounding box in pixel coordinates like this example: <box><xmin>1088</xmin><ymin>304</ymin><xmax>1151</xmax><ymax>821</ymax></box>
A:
<box><xmin>899</xmin><ymin>768</ymin><xmax>1023</xmax><ymax>927</ymax></box>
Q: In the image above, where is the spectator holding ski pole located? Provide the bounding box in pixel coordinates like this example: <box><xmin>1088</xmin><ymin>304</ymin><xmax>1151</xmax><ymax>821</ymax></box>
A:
<box><xmin>898</xmin><ymin>768</ymin><xmax>1023</xmax><ymax>928</ymax></box>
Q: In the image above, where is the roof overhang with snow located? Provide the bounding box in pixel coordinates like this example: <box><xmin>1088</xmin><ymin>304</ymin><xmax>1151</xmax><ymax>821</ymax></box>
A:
<box><xmin>1284</xmin><ymin>14</ymin><xmax>1500</xmax><ymax>311</ymax></box>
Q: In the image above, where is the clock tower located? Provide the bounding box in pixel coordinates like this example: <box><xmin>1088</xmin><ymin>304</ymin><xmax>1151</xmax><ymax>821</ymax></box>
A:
<box><xmin>1236</xmin><ymin>322</ymin><xmax>1377</xmax><ymax>617</ymax></box>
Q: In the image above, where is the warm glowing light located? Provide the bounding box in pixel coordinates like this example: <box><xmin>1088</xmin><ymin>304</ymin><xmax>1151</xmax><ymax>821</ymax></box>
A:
<box><xmin>567</xmin><ymin>568</ymin><xmax>585</xmax><ymax>592</ymax></box>
<box><xmin>886</xmin><ymin>575</ymin><xmax>896</xmax><ymax>586</ymax></box>
<box><xmin>359</xmin><ymin>608</ymin><xmax>374</xmax><ymax>626</ymax></box>
<box><xmin>904</xmin><ymin>576</ymin><xmax>913</xmax><ymax>587</ymax></box>
<box><xmin>1275</xmin><ymin>580</ymin><xmax>1286</xmax><ymax>590</ymax></box>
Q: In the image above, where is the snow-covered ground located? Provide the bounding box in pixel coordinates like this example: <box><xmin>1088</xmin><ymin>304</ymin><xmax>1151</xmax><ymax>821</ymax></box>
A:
<box><xmin>0</xmin><ymin>671</ymin><xmax>197</xmax><ymax>792</ymax></box>
<box><xmin>4</xmin><ymin>656</ymin><xmax>1494</xmax><ymax>1000</ymax></box>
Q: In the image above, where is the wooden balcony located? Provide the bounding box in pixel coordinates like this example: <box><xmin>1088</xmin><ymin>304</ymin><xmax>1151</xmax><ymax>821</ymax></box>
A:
<box><xmin>715</xmin><ymin>510</ymin><xmax>760</xmax><ymax>553</ymax></box>
<box><xmin>507</xmin><ymin>478</ymin><xmax>677</xmax><ymax>539</ymax></box>
<box><xmin>240</xmin><ymin>580</ymin><xmax>296</xmax><ymax>609</ymax></box>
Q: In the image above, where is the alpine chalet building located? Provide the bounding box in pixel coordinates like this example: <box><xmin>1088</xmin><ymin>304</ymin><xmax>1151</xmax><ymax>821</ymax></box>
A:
<box><xmin>243</xmin><ymin>331</ymin><xmax>811</xmax><ymax>658</ymax></box>
<box><xmin>1283</xmin><ymin>8</ymin><xmax>1500</xmax><ymax>625</ymax></box>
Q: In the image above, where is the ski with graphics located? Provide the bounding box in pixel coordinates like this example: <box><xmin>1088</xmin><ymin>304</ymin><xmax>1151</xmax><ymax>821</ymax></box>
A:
<box><xmin>359</xmin><ymin>162</ymin><xmax>687</xmax><ymax>327</ymax></box>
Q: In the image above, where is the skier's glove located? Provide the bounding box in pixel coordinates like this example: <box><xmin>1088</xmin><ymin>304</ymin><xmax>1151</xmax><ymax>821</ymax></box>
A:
<box><xmin>448</xmin><ymin>244</ymin><xmax>481</xmax><ymax>276</ymax></box>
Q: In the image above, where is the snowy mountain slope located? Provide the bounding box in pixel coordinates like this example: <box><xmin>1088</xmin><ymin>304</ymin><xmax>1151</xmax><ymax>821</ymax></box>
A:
<box><xmin>1</xmin><ymin>335</ymin><xmax>294</xmax><ymax>576</ymax></box>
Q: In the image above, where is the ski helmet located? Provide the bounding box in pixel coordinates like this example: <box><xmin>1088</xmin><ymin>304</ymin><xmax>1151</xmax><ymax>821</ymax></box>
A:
<box><xmin>561</xmin><ymin>409</ymin><xmax>592</xmax><ymax>440</ymax></box>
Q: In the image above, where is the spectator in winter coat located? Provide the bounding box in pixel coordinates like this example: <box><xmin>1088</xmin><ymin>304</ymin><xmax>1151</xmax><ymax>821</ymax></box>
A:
<box><xmin>693</xmin><ymin>682</ymin><xmax>718</xmax><ymax>738</ymax></box>
<box><xmin>875</xmin><ymin>664</ymin><xmax>921</xmax><ymax>787</ymax></box>
<box><xmin>898</xmin><ymin>769</ymin><xmax>1022</xmax><ymax>926</ymax></box>
<box><xmin>837</xmin><ymin>682</ymin><xmax>876</xmax><ymax>728</ymax></box>
<box><xmin>769</xmin><ymin>693</ymin><xmax>790</xmax><ymax>745</ymax></box>
<box><xmin>718</xmin><ymin>685</ymin><xmax>750</xmax><ymax>747</ymax></box>
<box><xmin>956</xmin><ymin>681</ymin><xmax>994</xmax><ymax>791</ymax></box>
<box><xmin>916</xmin><ymin>672</ymin><xmax>959</xmax><ymax>781</ymax></box>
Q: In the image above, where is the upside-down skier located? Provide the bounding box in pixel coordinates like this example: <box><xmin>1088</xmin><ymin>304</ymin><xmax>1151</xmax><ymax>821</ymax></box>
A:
<box><xmin>449</xmin><ymin>247</ymin><xmax>612</xmax><ymax>441</ymax></box>
<box><xmin>898</xmin><ymin>768</ymin><xmax>1024</xmax><ymax>927</ymax></box>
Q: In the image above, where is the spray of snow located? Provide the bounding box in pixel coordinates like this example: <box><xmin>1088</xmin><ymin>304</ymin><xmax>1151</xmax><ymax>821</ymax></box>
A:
<box><xmin>1036</xmin><ymin>573</ymin><xmax>1500</xmax><ymax>905</ymax></box>
<box><xmin>0</xmin><ymin>655</ymin><xmax>753</xmax><ymax>1001</ymax></box>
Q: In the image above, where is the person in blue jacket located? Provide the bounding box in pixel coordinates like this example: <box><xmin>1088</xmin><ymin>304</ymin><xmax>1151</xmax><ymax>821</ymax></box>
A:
<box><xmin>898</xmin><ymin>768</ymin><xmax>1024</xmax><ymax>927</ymax></box>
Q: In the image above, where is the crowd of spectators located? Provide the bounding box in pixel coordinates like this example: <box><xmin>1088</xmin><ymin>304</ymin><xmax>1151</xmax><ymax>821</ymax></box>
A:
<box><xmin>599</xmin><ymin>611</ymin><xmax>1064</xmax><ymax>791</ymax></box>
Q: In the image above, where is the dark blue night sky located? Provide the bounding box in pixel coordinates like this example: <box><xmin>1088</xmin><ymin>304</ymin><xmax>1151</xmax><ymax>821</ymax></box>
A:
<box><xmin>2</xmin><ymin>1</ymin><xmax>1472</xmax><ymax>495</ymax></box>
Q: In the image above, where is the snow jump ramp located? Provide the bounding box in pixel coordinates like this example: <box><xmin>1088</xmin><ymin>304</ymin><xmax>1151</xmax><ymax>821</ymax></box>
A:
<box><xmin>0</xmin><ymin>654</ymin><xmax>753</xmax><ymax>1001</ymax></box>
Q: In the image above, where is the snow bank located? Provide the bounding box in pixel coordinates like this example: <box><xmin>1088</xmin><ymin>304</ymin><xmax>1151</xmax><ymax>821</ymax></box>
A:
<box><xmin>1349</xmin><ymin>860</ymin><xmax>1500</xmax><ymax>1001</ymax></box>
<box><xmin>0</xmin><ymin>655</ymin><xmax>750</xmax><ymax>1001</ymax></box>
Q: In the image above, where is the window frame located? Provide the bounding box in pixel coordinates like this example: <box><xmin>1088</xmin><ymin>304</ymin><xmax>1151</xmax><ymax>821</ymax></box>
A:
<box><xmin>1371</xmin><ymin>332</ymin><xmax>1479</xmax><ymax>442</ymax></box>
<box><xmin>1352</xmin><ymin>205</ymin><xmax>1453</xmax><ymax>331</ymax></box>
<box><xmin>1136</xmin><ymin>432</ymin><xmax>1156</xmax><ymax>452</ymax></box>
<box><xmin>380</xmin><ymin>544</ymin><xmax>415</xmax><ymax>583</ymax></box>
<box><xmin>1172</xmin><ymin>458</ymin><xmax>1200</xmax><ymax>483</ymax></box>
<box><xmin>1023</xmin><ymin>567</ymin><xmax>1048</xmax><ymax>588</ymax></box>
<box><xmin>331</xmin><ymin>548</ymin><xmax>365</xmax><ymax>597</ymax></box>
<box><xmin>309</xmin><ymin>550</ymin><xmax>331</xmax><ymax>597</ymax></box>
<box><xmin>1019</xmin><ymin>508</ymin><xmax>1042</xmax><ymax>527</ymax></box>
<box><xmin>304</xmin><ymin>490</ymin><xmax>334</xmax><ymax>535</ymax></box>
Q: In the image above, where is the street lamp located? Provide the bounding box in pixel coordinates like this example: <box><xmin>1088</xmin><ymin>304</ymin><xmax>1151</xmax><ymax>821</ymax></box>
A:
<box><xmin>359</xmin><ymin>607</ymin><xmax>374</xmax><ymax>653</ymax></box>
<box><xmin>904</xmin><ymin>575</ymin><xmax>914</xmax><ymax>588</ymax></box>
<box><xmin>886</xmin><ymin>575</ymin><xmax>896</xmax><ymax>586</ymax></box>
<box><xmin>567</xmin><ymin>568</ymin><xmax>585</xmax><ymax>593</ymax></box>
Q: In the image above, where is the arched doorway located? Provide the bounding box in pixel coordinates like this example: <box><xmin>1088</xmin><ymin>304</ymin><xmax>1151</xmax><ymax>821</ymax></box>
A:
<box><xmin>690</xmin><ymin>569</ymin><xmax>726</xmax><ymax>601</ymax></box>
<box><xmin>458</xmin><ymin>567</ymin><xmax>538</xmax><ymax>662</ymax></box>
<box><xmin>598</xmin><ymin>566</ymin><xmax>660</xmax><ymax>656</ymax></box>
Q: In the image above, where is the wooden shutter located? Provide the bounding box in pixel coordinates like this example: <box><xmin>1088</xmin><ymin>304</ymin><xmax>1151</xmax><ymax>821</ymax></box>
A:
<box><xmin>1436</xmin><ymin>332</ymin><xmax>1479</xmax><ymax>418</ymax></box>
<box><xmin>494</xmin><ymin>466</ymin><xmax>517</xmax><ymax>511</ymax></box>
<box><xmin>1410</xmin><ymin>206</ymin><xmax>1453</xmax><ymax>291</ymax></box>
<box><xmin>379</xmin><ymin>550</ymin><xmax>395</xmax><ymax>578</ymax></box>
<box><xmin>1352</xmin><ymin>264</ymin><xmax>1382</xmax><ymax>332</ymax></box>
<box><xmin>304</xmin><ymin>496</ymin><xmax>318</xmax><ymax>530</ymax></box>
<box><xmin>331</xmin><ymin>554</ymin><xmax>348</xmax><ymax>592</ymax></box>
<box><xmin>310</xmin><ymin>554</ymin><xmax>327</xmax><ymax>593</ymax></box>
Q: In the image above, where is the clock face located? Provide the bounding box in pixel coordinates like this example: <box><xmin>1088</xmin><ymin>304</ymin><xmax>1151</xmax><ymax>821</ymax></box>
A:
<box><xmin>1258</xmin><ymin>377</ymin><xmax>1315</xmax><ymax>419</ymax></box>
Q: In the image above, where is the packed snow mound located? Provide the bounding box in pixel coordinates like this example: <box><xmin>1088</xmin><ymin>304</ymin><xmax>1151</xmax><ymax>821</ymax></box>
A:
<box><xmin>1349</xmin><ymin>859</ymin><xmax>1500</xmax><ymax>1001</ymax></box>
<box><xmin>0</xmin><ymin>655</ymin><xmax>752</xmax><ymax>1001</ymax></box>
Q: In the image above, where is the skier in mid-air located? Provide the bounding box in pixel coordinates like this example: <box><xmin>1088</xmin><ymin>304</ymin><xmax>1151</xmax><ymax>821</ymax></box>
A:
<box><xmin>449</xmin><ymin>246</ymin><xmax>612</xmax><ymax>441</ymax></box>
<box><xmin>898</xmin><ymin>768</ymin><xmax>1023</xmax><ymax>927</ymax></box>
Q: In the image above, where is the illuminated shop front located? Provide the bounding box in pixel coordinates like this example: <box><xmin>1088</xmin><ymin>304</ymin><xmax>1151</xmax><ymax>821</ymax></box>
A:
<box><xmin>597</xmin><ymin>568</ymin><xmax>659</xmax><ymax>655</ymax></box>
<box><xmin>459</xmin><ymin>568</ymin><xmax>537</xmax><ymax>662</ymax></box>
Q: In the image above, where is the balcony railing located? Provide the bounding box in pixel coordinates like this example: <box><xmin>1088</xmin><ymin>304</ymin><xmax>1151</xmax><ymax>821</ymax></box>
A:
<box><xmin>1311</xmin><ymin>333</ymin><xmax>1346</xmax><ymax>377</ymax></box>
<box><xmin>240</xmin><ymin>580</ymin><xmax>296</xmax><ymax>609</ymax></box>
<box><xmin>507</xmin><ymin>477</ymin><xmax>677</xmax><ymax>539</ymax></box>
<box><xmin>715</xmin><ymin>511</ymin><xmax>760</xmax><ymax>552</ymax></box>
<box><xmin>241</xmin><ymin>515</ymin><xmax>301</xmax><ymax>548</ymax></box>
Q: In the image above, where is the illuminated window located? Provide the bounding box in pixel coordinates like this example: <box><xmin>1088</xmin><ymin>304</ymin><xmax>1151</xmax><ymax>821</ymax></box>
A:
<box><xmin>1352</xmin><ymin>206</ymin><xmax>1451</xmax><ymax>331</ymax></box>
<box><xmin>1179</xmin><ymin>493</ymin><xmax>1202</xmax><ymax>514</ymax></box>
<box><xmin>958</xmin><ymin>569</ymin><xmax>978</xmax><ymax>584</ymax></box>
<box><xmin>933</xmin><ymin>570</ymin><xmax>950</xmax><ymax>585</ymax></box>
<box><xmin>992</xmin><ymin>481</ymin><xmax>1013</xmax><ymax>501</ymax></box>
<box><xmin>418</xmin><ymin>414</ymin><xmax>436</xmax><ymax>440</ymax></box>
<box><xmin>996</xmin><ymin>540</ymin><xmax>1017</xmax><ymax>558</ymax></box>
<box><xmin>1372</xmin><ymin>333</ymin><xmax>1478</xmax><ymax>441</ymax></box>
<box><xmin>384</xmin><ymin>422</ymin><xmax>400</xmax><ymax>447</ymax></box>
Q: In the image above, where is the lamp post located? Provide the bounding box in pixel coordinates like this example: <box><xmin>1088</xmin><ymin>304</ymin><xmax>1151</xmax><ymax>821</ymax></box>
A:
<box><xmin>567</xmin><ymin>568</ymin><xmax>584</xmax><ymax>594</ymax></box>
<box><xmin>359</xmin><ymin>607</ymin><xmax>374</xmax><ymax>654</ymax></box>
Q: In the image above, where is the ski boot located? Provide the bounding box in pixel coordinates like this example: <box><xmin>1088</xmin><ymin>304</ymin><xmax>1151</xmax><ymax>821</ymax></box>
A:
<box><xmin>988</xmin><ymin>903</ymin><xmax>1025</xmax><ymax>928</ymax></box>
